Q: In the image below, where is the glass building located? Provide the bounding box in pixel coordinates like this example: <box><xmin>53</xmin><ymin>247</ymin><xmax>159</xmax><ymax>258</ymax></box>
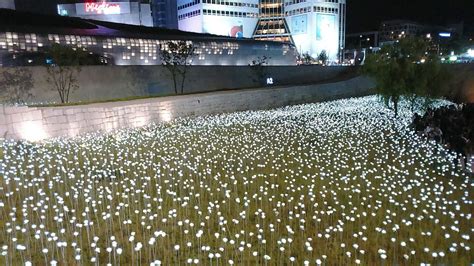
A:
<box><xmin>178</xmin><ymin>0</ymin><xmax>347</xmax><ymax>62</ymax></box>
<box><xmin>151</xmin><ymin>0</ymin><xmax>178</xmax><ymax>29</ymax></box>
<box><xmin>254</xmin><ymin>0</ymin><xmax>292</xmax><ymax>43</ymax></box>
<box><xmin>177</xmin><ymin>0</ymin><xmax>260</xmax><ymax>39</ymax></box>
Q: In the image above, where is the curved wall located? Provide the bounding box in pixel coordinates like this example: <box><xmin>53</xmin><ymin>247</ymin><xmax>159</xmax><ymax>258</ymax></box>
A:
<box><xmin>0</xmin><ymin>30</ymin><xmax>298</xmax><ymax>66</ymax></box>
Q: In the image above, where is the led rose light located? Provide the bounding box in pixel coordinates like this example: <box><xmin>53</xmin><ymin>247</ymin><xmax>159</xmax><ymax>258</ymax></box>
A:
<box><xmin>0</xmin><ymin>96</ymin><xmax>471</xmax><ymax>265</ymax></box>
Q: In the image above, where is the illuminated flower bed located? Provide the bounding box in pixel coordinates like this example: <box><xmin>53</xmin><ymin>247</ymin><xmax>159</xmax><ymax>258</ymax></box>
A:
<box><xmin>0</xmin><ymin>96</ymin><xmax>472</xmax><ymax>265</ymax></box>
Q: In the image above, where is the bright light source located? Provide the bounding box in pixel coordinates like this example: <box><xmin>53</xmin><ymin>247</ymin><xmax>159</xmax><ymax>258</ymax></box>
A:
<box><xmin>467</xmin><ymin>49</ymin><xmax>474</xmax><ymax>57</ymax></box>
<box><xmin>160</xmin><ymin>112</ymin><xmax>172</xmax><ymax>123</ymax></box>
<box><xmin>439</xmin><ymin>32</ymin><xmax>451</xmax><ymax>38</ymax></box>
<box><xmin>449</xmin><ymin>55</ymin><xmax>458</xmax><ymax>61</ymax></box>
<box><xmin>85</xmin><ymin>2</ymin><xmax>121</xmax><ymax>15</ymax></box>
<box><xmin>19</xmin><ymin>121</ymin><xmax>48</xmax><ymax>142</ymax></box>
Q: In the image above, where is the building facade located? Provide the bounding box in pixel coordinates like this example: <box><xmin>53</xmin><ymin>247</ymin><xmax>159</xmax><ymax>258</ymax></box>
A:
<box><xmin>0</xmin><ymin>9</ymin><xmax>298</xmax><ymax>67</ymax></box>
<box><xmin>379</xmin><ymin>20</ymin><xmax>425</xmax><ymax>45</ymax></box>
<box><xmin>0</xmin><ymin>0</ymin><xmax>15</xmax><ymax>9</ymax></box>
<box><xmin>178</xmin><ymin>0</ymin><xmax>346</xmax><ymax>62</ymax></box>
<box><xmin>57</xmin><ymin>1</ymin><xmax>154</xmax><ymax>27</ymax></box>
<box><xmin>177</xmin><ymin>0</ymin><xmax>259</xmax><ymax>39</ymax></box>
<box><xmin>254</xmin><ymin>0</ymin><xmax>292</xmax><ymax>43</ymax></box>
<box><xmin>152</xmin><ymin>0</ymin><xmax>178</xmax><ymax>29</ymax></box>
<box><xmin>283</xmin><ymin>0</ymin><xmax>346</xmax><ymax>61</ymax></box>
<box><xmin>13</xmin><ymin>0</ymin><xmax>58</xmax><ymax>15</ymax></box>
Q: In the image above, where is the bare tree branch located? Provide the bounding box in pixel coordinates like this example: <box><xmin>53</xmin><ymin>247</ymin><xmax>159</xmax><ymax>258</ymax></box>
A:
<box><xmin>160</xmin><ymin>41</ymin><xmax>195</xmax><ymax>95</ymax></box>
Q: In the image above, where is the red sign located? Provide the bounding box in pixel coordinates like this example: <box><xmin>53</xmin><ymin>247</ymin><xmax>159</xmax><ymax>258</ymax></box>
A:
<box><xmin>85</xmin><ymin>2</ymin><xmax>121</xmax><ymax>15</ymax></box>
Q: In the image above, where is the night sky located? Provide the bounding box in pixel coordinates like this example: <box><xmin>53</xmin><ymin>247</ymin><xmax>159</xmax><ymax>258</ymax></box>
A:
<box><xmin>346</xmin><ymin>0</ymin><xmax>474</xmax><ymax>34</ymax></box>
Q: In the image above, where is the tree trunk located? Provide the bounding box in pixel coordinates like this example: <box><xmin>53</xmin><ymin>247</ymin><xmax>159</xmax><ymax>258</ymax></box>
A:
<box><xmin>172</xmin><ymin>71</ymin><xmax>178</xmax><ymax>95</ymax></box>
<box><xmin>180</xmin><ymin>68</ymin><xmax>186</xmax><ymax>95</ymax></box>
<box><xmin>393</xmin><ymin>97</ymin><xmax>399</xmax><ymax>117</ymax></box>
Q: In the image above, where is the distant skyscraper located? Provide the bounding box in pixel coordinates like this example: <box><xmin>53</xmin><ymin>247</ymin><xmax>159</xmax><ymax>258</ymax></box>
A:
<box><xmin>178</xmin><ymin>0</ymin><xmax>347</xmax><ymax>61</ymax></box>
<box><xmin>152</xmin><ymin>0</ymin><xmax>178</xmax><ymax>29</ymax></box>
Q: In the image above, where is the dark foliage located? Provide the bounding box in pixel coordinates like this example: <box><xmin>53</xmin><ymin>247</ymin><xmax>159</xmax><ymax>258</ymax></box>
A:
<box><xmin>412</xmin><ymin>104</ymin><xmax>474</xmax><ymax>160</ymax></box>
<box><xmin>363</xmin><ymin>37</ymin><xmax>450</xmax><ymax>117</ymax></box>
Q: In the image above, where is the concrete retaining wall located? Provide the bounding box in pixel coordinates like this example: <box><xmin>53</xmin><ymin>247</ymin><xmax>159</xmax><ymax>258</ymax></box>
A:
<box><xmin>0</xmin><ymin>65</ymin><xmax>356</xmax><ymax>104</ymax></box>
<box><xmin>0</xmin><ymin>76</ymin><xmax>375</xmax><ymax>141</ymax></box>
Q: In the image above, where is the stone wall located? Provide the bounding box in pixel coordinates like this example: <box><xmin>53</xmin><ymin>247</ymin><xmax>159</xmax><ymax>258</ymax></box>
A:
<box><xmin>0</xmin><ymin>65</ymin><xmax>356</xmax><ymax>104</ymax></box>
<box><xmin>0</xmin><ymin>76</ymin><xmax>375</xmax><ymax>141</ymax></box>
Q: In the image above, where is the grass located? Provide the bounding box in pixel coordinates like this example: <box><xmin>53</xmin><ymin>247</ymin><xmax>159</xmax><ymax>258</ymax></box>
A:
<box><xmin>0</xmin><ymin>96</ymin><xmax>472</xmax><ymax>265</ymax></box>
<box><xmin>28</xmin><ymin>94</ymin><xmax>171</xmax><ymax>108</ymax></box>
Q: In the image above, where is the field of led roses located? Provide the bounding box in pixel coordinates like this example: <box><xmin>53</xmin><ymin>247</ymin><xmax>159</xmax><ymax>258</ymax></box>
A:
<box><xmin>0</xmin><ymin>96</ymin><xmax>472</xmax><ymax>265</ymax></box>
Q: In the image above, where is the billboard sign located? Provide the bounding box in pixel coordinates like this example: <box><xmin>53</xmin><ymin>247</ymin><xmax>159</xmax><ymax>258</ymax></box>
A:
<box><xmin>203</xmin><ymin>17</ymin><xmax>257</xmax><ymax>39</ymax></box>
<box><xmin>76</xmin><ymin>2</ymin><xmax>130</xmax><ymax>15</ymax></box>
<box><xmin>316</xmin><ymin>14</ymin><xmax>336</xmax><ymax>41</ymax></box>
<box><xmin>291</xmin><ymin>14</ymin><xmax>307</xmax><ymax>35</ymax></box>
<box><xmin>229</xmin><ymin>25</ymin><xmax>244</xmax><ymax>38</ymax></box>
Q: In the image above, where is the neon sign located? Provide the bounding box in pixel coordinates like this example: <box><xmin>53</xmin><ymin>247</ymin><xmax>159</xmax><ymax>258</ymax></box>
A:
<box><xmin>85</xmin><ymin>2</ymin><xmax>121</xmax><ymax>15</ymax></box>
<box><xmin>439</xmin><ymin>32</ymin><xmax>451</xmax><ymax>38</ymax></box>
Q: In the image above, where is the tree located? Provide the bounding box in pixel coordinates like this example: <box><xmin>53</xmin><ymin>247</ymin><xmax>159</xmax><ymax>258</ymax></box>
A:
<box><xmin>363</xmin><ymin>37</ymin><xmax>450</xmax><ymax>117</ymax></box>
<box><xmin>407</xmin><ymin>54</ymin><xmax>450</xmax><ymax>111</ymax></box>
<box><xmin>442</xmin><ymin>35</ymin><xmax>472</xmax><ymax>55</ymax></box>
<box><xmin>0</xmin><ymin>67</ymin><xmax>33</xmax><ymax>104</ymax></box>
<box><xmin>160</xmin><ymin>41</ymin><xmax>195</xmax><ymax>95</ymax></box>
<box><xmin>249</xmin><ymin>56</ymin><xmax>270</xmax><ymax>86</ymax></box>
<box><xmin>301</xmin><ymin>53</ymin><xmax>314</xmax><ymax>65</ymax></box>
<box><xmin>317</xmin><ymin>50</ymin><xmax>328</xmax><ymax>65</ymax></box>
<box><xmin>46</xmin><ymin>44</ymin><xmax>89</xmax><ymax>104</ymax></box>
